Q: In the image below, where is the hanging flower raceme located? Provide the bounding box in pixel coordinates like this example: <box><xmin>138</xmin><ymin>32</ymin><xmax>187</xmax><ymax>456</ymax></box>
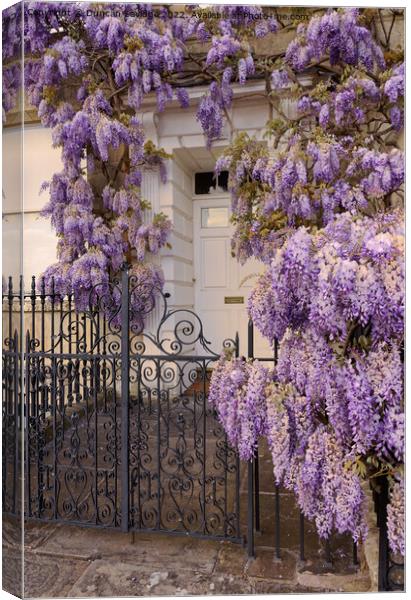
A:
<box><xmin>265</xmin><ymin>382</ymin><xmax>368</xmax><ymax>542</ymax></box>
<box><xmin>285</xmin><ymin>8</ymin><xmax>385</xmax><ymax>72</ymax></box>
<box><xmin>206</xmin><ymin>34</ymin><xmax>241</xmax><ymax>69</ymax></box>
<box><xmin>218</xmin><ymin>131</ymin><xmax>403</xmax><ymax>264</ymax></box>
<box><xmin>134</xmin><ymin>214</ymin><xmax>172</xmax><ymax>261</ymax></box>
<box><xmin>387</xmin><ymin>475</ymin><xmax>405</xmax><ymax>556</ymax></box>
<box><xmin>208</xmin><ymin>354</ymin><xmax>272</xmax><ymax>461</ymax></box>
<box><xmin>297</xmin><ymin>76</ymin><xmax>381</xmax><ymax>130</ymax></box>
<box><xmin>34</xmin><ymin>75</ymin><xmax>171</xmax><ymax>320</ymax></box>
<box><xmin>248</xmin><ymin>210</ymin><xmax>404</xmax><ymax>347</ymax></box>
<box><xmin>384</xmin><ymin>62</ymin><xmax>404</xmax><ymax>130</ymax></box>
<box><xmin>248</xmin><ymin>228</ymin><xmax>318</xmax><ymax>341</ymax></box>
<box><xmin>208</xmin><ymin>7</ymin><xmax>404</xmax><ymax>557</ymax></box>
<box><xmin>2</xmin><ymin>63</ymin><xmax>20</xmax><ymax>119</ymax></box>
<box><xmin>43</xmin><ymin>37</ymin><xmax>88</xmax><ymax>84</ymax></box>
<box><xmin>196</xmin><ymin>78</ymin><xmax>236</xmax><ymax>148</ymax></box>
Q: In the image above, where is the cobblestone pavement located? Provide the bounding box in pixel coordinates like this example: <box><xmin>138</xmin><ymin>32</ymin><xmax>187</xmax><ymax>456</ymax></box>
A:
<box><xmin>2</xmin><ymin>441</ymin><xmax>373</xmax><ymax>597</ymax></box>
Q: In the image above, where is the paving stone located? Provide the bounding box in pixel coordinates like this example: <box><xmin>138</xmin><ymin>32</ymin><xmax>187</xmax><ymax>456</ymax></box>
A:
<box><xmin>214</xmin><ymin>543</ymin><xmax>249</xmax><ymax>575</ymax></box>
<box><xmin>250</xmin><ymin>580</ymin><xmax>326</xmax><ymax>594</ymax></box>
<box><xmin>24</xmin><ymin>553</ymin><xmax>90</xmax><ymax>598</ymax></box>
<box><xmin>4</xmin><ymin>515</ymin><xmax>374</xmax><ymax>597</ymax></box>
<box><xmin>297</xmin><ymin>569</ymin><xmax>371</xmax><ymax>592</ymax></box>
<box><xmin>24</xmin><ymin>521</ymin><xmax>60</xmax><ymax>550</ymax></box>
<box><xmin>2</xmin><ymin>548</ymin><xmax>23</xmax><ymax>598</ymax></box>
<box><xmin>2</xmin><ymin>516</ymin><xmax>23</xmax><ymax>550</ymax></box>
<box><xmin>246</xmin><ymin>549</ymin><xmax>297</xmax><ymax>581</ymax></box>
<box><xmin>35</xmin><ymin>524</ymin><xmax>221</xmax><ymax>573</ymax></box>
<box><xmin>67</xmin><ymin>559</ymin><xmax>254</xmax><ymax>597</ymax></box>
<box><xmin>31</xmin><ymin>525</ymin><xmax>105</xmax><ymax>561</ymax></box>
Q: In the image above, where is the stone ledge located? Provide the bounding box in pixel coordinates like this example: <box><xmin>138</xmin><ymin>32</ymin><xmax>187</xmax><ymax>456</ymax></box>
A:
<box><xmin>361</xmin><ymin>484</ymin><xmax>380</xmax><ymax>592</ymax></box>
<box><xmin>362</xmin><ymin>528</ymin><xmax>379</xmax><ymax>592</ymax></box>
<box><xmin>245</xmin><ymin>548</ymin><xmax>297</xmax><ymax>582</ymax></box>
<box><xmin>296</xmin><ymin>569</ymin><xmax>371</xmax><ymax>593</ymax></box>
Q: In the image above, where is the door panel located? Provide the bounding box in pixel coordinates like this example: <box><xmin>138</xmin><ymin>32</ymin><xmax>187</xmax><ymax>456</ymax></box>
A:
<box><xmin>194</xmin><ymin>197</ymin><xmax>273</xmax><ymax>358</ymax></box>
<box><xmin>201</xmin><ymin>238</ymin><xmax>228</xmax><ymax>288</ymax></box>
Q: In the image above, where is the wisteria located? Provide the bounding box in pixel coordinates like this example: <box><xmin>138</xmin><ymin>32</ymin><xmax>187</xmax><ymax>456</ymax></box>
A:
<box><xmin>210</xmin><ymin>7</ymin><xmax>404</xmax><ymax>556</ymax></box>
<box><xmin>3</xmin><ymin>4</ymin><xmax>404</xmax><ymax>557</ymax></box>
<box><xmin>247</xmin><ymin>210</ymin><xmax>404</xmax><ymax>345</ymax></box>
<box><xmin>2</xmin><ymin>2</ymin><xmax>286</xmax><ymax>320</ymax></box>
<box><xmin>208</xmin><ymin>353</ymin><xmax>271</xmax><ymax>461</ymax></box>
<box><xmin>267</xmin><ymin>412</ymin><xmax>368</xmax><ymax>542</ymax></box>
<box><xmin>387</xmin><ymin>476</ymin><xmax>405</xmax><ymax>556</ymax></box>
<box><xmin>2</xmin><ymin>64</ymin><xmax>20</xmax><ymax>120</ymax></box>
<box><xmin>285</xmin><ymin>9</ymin><xmax>385</xmax><ymax>72</ymax></box>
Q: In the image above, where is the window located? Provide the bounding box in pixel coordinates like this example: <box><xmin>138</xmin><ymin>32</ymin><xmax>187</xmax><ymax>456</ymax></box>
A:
<box><xmin>201</xmin><ymin>207</ymin><xmax>229</xmax><ymax>228</ymax></box>
<box><xmin>194</xmin><ymin>171</ymin><xmax>228</xmax><ymax>195</ymax></box>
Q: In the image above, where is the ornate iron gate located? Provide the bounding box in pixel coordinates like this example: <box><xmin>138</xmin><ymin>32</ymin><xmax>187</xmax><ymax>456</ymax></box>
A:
<box><xmin>3</xmin><ymin>267</ymin><xmax>242</xmax><ymax>543</ymax></box>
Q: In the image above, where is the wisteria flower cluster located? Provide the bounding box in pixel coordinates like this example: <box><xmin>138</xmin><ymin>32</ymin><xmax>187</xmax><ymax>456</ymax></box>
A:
<box><xmin>217</xmin><ymin>132</ymin><xmax>404</xmax><ymax>264</ymax></box>
<box><xmin>275</xmin><ymin>328</ymin><xmax>403</xmax><ymax>465</ymax></box>
<box><xmin>214</xmin><ymin>12</ymin><xmax>404</xmax><ymax>263</ymax></box>
<box><xmin>387</xmin><ymin>475</ymin><xmax>405</xmax><ymax>556</ymax></box>
<box><xmin>266</xmin><ymin>399</ymin><xmax>368</xmax><ymax>542</ymax></box>
<box><xmin>208</xmin><ymin>353</ymin><xmax>271</xmax><ymax>461</ymax></box>
<box><xmin>248</xmin><ymin>209</ymin><xmax>404</xmax><ymax>344</ymax></box>
<box><xmin>285</xmin><ymin>8</ymin><xmax>385</xmax><ymax>72</ymax></box>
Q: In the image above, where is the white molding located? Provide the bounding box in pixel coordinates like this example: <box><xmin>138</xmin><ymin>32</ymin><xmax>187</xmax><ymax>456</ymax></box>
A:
<box><xmin>139</xmin><ymin>111</ymin><xmax>159</xmax><ymax>146</ymax></box>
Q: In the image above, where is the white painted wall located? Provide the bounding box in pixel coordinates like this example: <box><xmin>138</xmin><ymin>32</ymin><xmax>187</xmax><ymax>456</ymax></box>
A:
<box><xmin>2</xmin><ymin>124</ymin><xmax>61</xmax><ymax>284</ymax></box>
<box><xmin>160</xmin><ymin>158</ymin><xmax>194</xmax><ymax>309</ymax></box>
<box><xmin>2</xmin><ymin>126</ymin><xmax>22</xmax><ymax>283</ymax></box>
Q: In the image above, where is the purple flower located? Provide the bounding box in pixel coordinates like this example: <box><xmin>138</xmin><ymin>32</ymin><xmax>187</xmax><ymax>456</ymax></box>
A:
<box><xmin>196</xmin><ymin>94</ymin><xmax>223</xmax><ymax>148</ymax></box>
<box><xmin>389</xmin><ymin>106</ymin><xmax>403</xmax><ymax>131</ymax></box>
<box><xmin>175</xmin><ymin>87</ymin><xmax>189</xmax><ymax>108</ymax></box>
<box><xmin>238</xmin><ymin>58</ymin><xmax>247</xmax><ymax>85</ymax></box>
<box><xmin>209</xmin><ymin>356</ymin><xmax>271</xmax><ymax>461</ymax></box>
<box><xmin>384</xmin><ymin>63</ymin><xmax>404</xmax><ymax>103</ymax></box>
<box><xmin>286</xmin><ymin>8</ymin><xmax>385</xmax><ymax>72</ymax></box>
<box><xmin>271</xmin><ymin>69</ymin><xmax>290</xmax><ymax>90</ymax></box>
<box><xmin>387</xmin><ymin>476</ymin><xmax>404</xmax><ymax>556</ymax></box>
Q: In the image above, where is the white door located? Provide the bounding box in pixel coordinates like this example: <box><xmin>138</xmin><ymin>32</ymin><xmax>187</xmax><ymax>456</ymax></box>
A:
<box><xmin>193</xmin><ymin>196</ymin><xmax>273</xmax><ymax>358</ymax></box>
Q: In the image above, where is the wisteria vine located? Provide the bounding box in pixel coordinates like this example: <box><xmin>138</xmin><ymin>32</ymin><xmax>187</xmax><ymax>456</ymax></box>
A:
<box><xmin>210</xmin><ymin>7</ymin><xmax>404</xmax><ymax>554</ymax></box>
<box><xmin>3</xmin><ymin>2</ymin><xmax>281</xmax><ymax>316</ymax></box>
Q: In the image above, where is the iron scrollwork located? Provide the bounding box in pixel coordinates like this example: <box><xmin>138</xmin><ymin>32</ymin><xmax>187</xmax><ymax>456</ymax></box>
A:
<box><xmin>2</xmin><ymin>275</ymin><xmax>241</xmax><ymax>544</ymax></box>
